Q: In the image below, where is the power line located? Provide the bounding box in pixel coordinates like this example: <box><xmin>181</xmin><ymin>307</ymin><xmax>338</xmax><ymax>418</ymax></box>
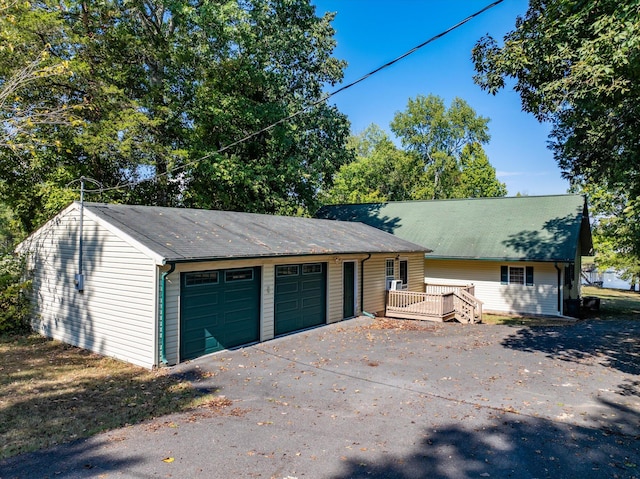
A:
<box><xmin>82</xmin><ymin>0</ymin><xmax>504</xmax><ymax>194</ymax></box>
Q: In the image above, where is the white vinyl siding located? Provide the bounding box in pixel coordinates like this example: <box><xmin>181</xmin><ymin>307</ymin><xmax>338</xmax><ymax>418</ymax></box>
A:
<box><xmin>425</xmin><ymin>258</ymin><xmax>560</xmax><ymax>316</ymax></box>
<box><xmin>22</xmin><ymin>205</ymin><xmax>158</xmax><ymax>368</ymax></box>
<box><xmin>327</xmin><ymin>259</ymin><xmax>344</xmax><ymax>324</ymax></box>
<box><xmin>261</xmin><ymin>264</ymin><xmax>275</xmax><ymax>339</ymax></box>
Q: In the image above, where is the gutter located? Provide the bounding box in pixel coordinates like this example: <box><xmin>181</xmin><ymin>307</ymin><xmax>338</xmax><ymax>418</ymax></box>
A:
<box><xmin>163</xmin><ymin>250</ymin><xmax>425</xmax><ymax>265</ymax></box>
<box><xmin>554</xmin><ymin>262</ymin><xmax>562</xmax><ymax>315</ymax></box>
<box><xmin>360</xmin><ymin>253</ymin><xmax>375</xmax><ymax>318</ymax></box>
<box><xmin>426</xmin><ymin>254</ymin><xmax>575</xmax><ymax>263</ymax></box>
<box><xmin>159</xmin><ymin>262</ymin><xmax>176</xmax><ymax>365</ymax></box>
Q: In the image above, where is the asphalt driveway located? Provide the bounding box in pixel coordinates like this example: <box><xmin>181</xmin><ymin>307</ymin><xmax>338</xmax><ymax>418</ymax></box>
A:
<box><xmin>2</xmin><ymin>316</ymin><xmax>639</xmax><ymax>479</ymax></box>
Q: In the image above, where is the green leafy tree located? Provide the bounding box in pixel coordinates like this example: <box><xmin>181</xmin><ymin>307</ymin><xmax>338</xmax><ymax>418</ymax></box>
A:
<box><xmin>455</xmin><ymin>143</ymin><xmax>507</xmax><ymax>198</ymax></box>
<box><xmin>0</xmin><ymin>202</ymin><xmax>23</xmax><ymax>252</ymax></box>
<box><xmin>389</xmin><ymin>94</ymin><xmax>503</xmax><ymax>199</ymax></box>
<box><xmin>472</xmin><ymin>0</ymin><xmax>640</xmax><ymax>196</ymax></box>
<box><xmin>322</xmin><ymin>118</ymin><xmax>506</xmax><ymax>204</ymax></box>
<box><xmin>0</xmin><ymin>0</ymin><xmax>351</xmax><ymax>232</ymax></box>
<box><xmin>321</xmin><ymin>124</ymin><xmax>419</xmax><ymax>204</ymax></box>
<box><xmin>582</xmin><ymin>184</ymin><xmax>640</xmax><ymax>291</ymax></box>
<box><xmin>0</xmin><ymin>253</ymin><xmax>31</xmax><ymax>334</ymax></box>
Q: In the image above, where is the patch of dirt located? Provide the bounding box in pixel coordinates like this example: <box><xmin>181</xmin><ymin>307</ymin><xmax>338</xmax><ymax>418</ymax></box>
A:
<box><xmin>365</xmin><ymin>317</ymin><xmax>442</xmax><ymax>331</ymax></box>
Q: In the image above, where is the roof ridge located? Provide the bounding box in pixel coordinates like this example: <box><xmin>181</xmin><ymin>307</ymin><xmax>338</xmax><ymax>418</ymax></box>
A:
<box><xmin>320</xmin><ymin>194</ymin><xmax>583</xmax><ymax>208</ymax></box>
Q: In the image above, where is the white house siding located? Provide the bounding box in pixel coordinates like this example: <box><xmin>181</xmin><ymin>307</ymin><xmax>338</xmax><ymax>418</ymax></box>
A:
<box><xmin>327</xmin><ymin>257</ymin><xmax>349</xmax><ymax>324</ymax></box>
<box><xmin>424</xmin><ymin>259</ymin><xmax>560</xmax><ymax>316</ymax></box>
<box><xmin>261</xmin><ymin>264</ymin><xmax>275</xmax><ymax>339</ymax></box>
<box><xmin>22</xmin><ymin>205</ymin><xmax>158</xmax><ymax>368</ymax></box>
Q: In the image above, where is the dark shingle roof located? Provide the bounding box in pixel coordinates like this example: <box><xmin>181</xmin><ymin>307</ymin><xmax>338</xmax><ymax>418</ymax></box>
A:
<box><xmin>315</xmin><ymin>195</ymin><xmax>593</xmax><ymax>262</ymax></box>
<box><xmin>84</xmin><ymin>203</ymin><xmax>427</xmax><ymax>263</ymax></box>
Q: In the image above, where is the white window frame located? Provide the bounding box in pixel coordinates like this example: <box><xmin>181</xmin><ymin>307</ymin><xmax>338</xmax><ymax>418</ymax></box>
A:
<box><xmin>501</xmin><ymin>265</ymin><xmax>534</xmax><ymax>286</ymax></box>
<box><xmin>385</xmin><ymin>258</ymin><xmax>395</xmax><ymax>290</ymax></box>
<box><xmin>509</xmin><ymin>266</ymin><xmax>525</xmax><ymax>285</ymax></box>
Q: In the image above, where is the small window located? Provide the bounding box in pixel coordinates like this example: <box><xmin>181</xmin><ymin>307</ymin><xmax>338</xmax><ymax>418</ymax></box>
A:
<box><xmin>185</xmin><ymin>271</ymin><xmax>219</xmax><ymax>286</ymax></box>
<box><xmin>501</xmin><ymin>265</ymin><xmax>534</xmax><ymax>286</ymax></box>
<box><xmin>276</xmin><ymin>265</ymin><xmax>299</xmax><ymax>277</ymax></box>
<box><xmin>225</xmin><ymin>268</ymin><xmax>254</xmax><ymax>282</ymax></box>
<box><xmin>509</xmin><ymin>267</ymin><xmax>525</xmax><ymax>285</ymax></box>
<box><xmin>385</xmin><ymin>259</ymin><xmax>395</xmax><ymax>279</ymax></box>
<box><xmin>302</xmin><ymin>263</ymin><xmax>322</xmax><ymax>274</ymax></box>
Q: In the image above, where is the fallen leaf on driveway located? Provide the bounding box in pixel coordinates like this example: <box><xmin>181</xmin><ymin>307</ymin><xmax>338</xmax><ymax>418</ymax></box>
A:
<box><xmin>162</xmin><ymin>457</ymin><xmax>174</xmax><ymax>463</ymax></box>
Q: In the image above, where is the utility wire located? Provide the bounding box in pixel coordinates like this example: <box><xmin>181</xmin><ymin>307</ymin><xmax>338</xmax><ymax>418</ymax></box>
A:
<box><xmin>81</xmin><ymin>0</ymin><xmax>504</xmax><ymax>194</ymax></box>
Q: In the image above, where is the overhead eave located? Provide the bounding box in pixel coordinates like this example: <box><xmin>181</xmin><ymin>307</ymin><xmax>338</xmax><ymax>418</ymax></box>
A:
<box><xmin>425</xmin><ymin>254</ymin><xmax>577</xmax><ymax>263</ymax></box>
<box><xmin>164</xmin><ymin>249</ymin><xmax>428</xmax><ymax>265</ymax></box>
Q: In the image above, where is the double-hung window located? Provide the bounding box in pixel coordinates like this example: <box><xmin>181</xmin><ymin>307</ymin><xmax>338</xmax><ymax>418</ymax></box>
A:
<box><xmin>385</xmin><ymin>259</ymin><xmax>395</xmax><ymax>289</ymax></box>
<box><xmin>501</xmin><ymin>265</ymin><xmax>534</xmax><ymax>286</ymax></box>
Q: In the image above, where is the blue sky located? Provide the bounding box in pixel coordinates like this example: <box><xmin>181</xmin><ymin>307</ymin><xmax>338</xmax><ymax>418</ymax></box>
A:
<box><xmin>311</xmin><ymin>0</ymin><xmax>570</xmax><ymax>197</ymax></box>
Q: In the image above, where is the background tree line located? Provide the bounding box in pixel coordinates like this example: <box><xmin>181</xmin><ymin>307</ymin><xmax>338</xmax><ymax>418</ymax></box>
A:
<box><xmin>322</xmin><ymin>94</ymin><xmax>506</xmax><ymax>204</ymax></box>
<box><xmin>1</xmin><ymin>0</ymin><xmax>638</xmax><ymax>299</ymax></box>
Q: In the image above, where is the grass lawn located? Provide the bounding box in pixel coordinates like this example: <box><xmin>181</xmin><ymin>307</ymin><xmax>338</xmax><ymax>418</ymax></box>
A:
<box><xmin>0</xmin><ymin>335</ymin><xmax>219</xmax><ymax>460</ymax></box>
<box><xmin>482</xmin><ymin>285</ymin><xmax>640</xmax><ymax>325</ymax></box>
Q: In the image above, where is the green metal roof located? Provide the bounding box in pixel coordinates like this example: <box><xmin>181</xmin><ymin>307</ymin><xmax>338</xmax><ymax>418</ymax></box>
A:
<box><xmin>315</xmin><ymin>195</ymin><xmax>593</xmax><ymax>262</ymax></box>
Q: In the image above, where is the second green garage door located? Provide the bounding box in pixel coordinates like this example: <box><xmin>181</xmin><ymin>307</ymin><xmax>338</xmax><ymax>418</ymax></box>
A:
<box><xmin>275</xmin><ymin>262</ymin><xmax>327</xmax><ymax>336</ymax></box>
<box><xmin>180</xmin><ymin>267</ymin><xmax>261</xmax><ymax>361</ymax></box>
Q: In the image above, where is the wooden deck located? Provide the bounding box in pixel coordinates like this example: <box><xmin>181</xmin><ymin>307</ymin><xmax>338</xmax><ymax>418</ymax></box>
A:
<box><xmin>385</xmin><ymin>284</ymin><xmax>483</xmax><ymax>324</ymax></box>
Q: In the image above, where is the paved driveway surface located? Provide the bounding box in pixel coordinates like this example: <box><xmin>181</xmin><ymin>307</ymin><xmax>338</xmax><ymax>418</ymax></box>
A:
<box><xmin>2</xmin><ymin>317</ymin><xmax>639</xmax><ymax>479</ymax></box>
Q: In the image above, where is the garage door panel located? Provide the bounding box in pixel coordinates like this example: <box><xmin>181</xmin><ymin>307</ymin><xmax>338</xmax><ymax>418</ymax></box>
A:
<box><xmin>276</xmin><ymin>282</ymin><xmax>299</xmax><ymax>295</ymax></box>
<box><xmin>301</xmin><ymin>280</ymin><xmax>322</xmax><ymax>292</ymax></box>
<box><xmin>180</xmin><ymin>267</ymin><xmax>260</xmax><ymax>361</ymax></box>
<box><xmin>183</xmin><ymin>301</ymin><xmax>221</xmax><ymax>319</ymax></box>
<box><xmin>225</xmin><ymin>308</ymin><xmax>257</xmax><ymax>324</ymax></box>
<box><xmin>182</xmin><ymin>313</ymin><xmax>221</xmax><ymax>330</ymax></box>
<box><xmin>276</xmin><ymin>298</ymin><xmax>299</xmax><ymax>313</ymax></box>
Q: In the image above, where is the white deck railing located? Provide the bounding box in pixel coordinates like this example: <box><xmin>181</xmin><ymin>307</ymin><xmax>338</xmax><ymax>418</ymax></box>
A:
<box><xmin>424</xmin><ymin>283</ymin><xmax>475</xmax><ymax>296</ymax></box>
<box><xmin>386</xmin><ymin>285</ymin><xmax>483</xmax><ymax>323</ymax></box>
<box><xmin>386</xmin><ymin>290</ymin><xmax>454</xmax><ymax>319</ymax></box>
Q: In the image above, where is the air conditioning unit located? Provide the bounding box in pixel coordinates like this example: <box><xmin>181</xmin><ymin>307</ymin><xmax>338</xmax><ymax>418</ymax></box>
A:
<box><xmin>389</xmin><ymin>280</ymin><xmax>403</xmax><ymax>291</ymax></box>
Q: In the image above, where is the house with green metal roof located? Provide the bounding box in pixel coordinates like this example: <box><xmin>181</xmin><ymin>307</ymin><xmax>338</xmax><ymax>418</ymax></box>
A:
<box><xmin>18</xmin><ymin>202</ymin><xmax>428</xmax><ymax>368</ymax></box>
<box><xmin>316</xmin><ymin>194</ymin><xmax>593</xmax><ymax>317</ymax></box>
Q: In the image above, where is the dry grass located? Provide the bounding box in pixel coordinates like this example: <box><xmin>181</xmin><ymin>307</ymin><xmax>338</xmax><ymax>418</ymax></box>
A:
<box><xmin>368</xmin><ymin>317</ymin><xmax>441</xmax><ymax>331</ymax></box>
<box><xmin>581</xmin><ymin>285</ymin><xmax>640</xmax><ymax>320</ymax></box>
<box><xmin>0</xmin><ymin>335</ymin><xmax>219</xmax><ymax>460</ymax></box>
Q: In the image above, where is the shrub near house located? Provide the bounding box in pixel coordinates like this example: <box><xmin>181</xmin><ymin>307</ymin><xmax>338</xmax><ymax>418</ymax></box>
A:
<box><xmin>0</xmin><ymin>254</ymin><xmax>30</xmax><ymax>334</ymax></box>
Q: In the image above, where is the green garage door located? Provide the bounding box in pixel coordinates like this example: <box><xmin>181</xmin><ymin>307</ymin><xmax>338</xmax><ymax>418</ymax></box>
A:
<box><xmin>275</xmin><ymin>262</ymin><xmax>326</xmax><ymax>336</ymax></box>
<box><xmin>180</xmin><ymin>267</ymin><xmax>260</xmax><ymax>361</ymax></box>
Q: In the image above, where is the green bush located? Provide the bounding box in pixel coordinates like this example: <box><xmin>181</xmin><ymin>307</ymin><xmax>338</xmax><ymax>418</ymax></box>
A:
<box><xmin>0</xmin><ymin>254</ymin><xmax>31</xmax><ymax>334</ymax></box>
